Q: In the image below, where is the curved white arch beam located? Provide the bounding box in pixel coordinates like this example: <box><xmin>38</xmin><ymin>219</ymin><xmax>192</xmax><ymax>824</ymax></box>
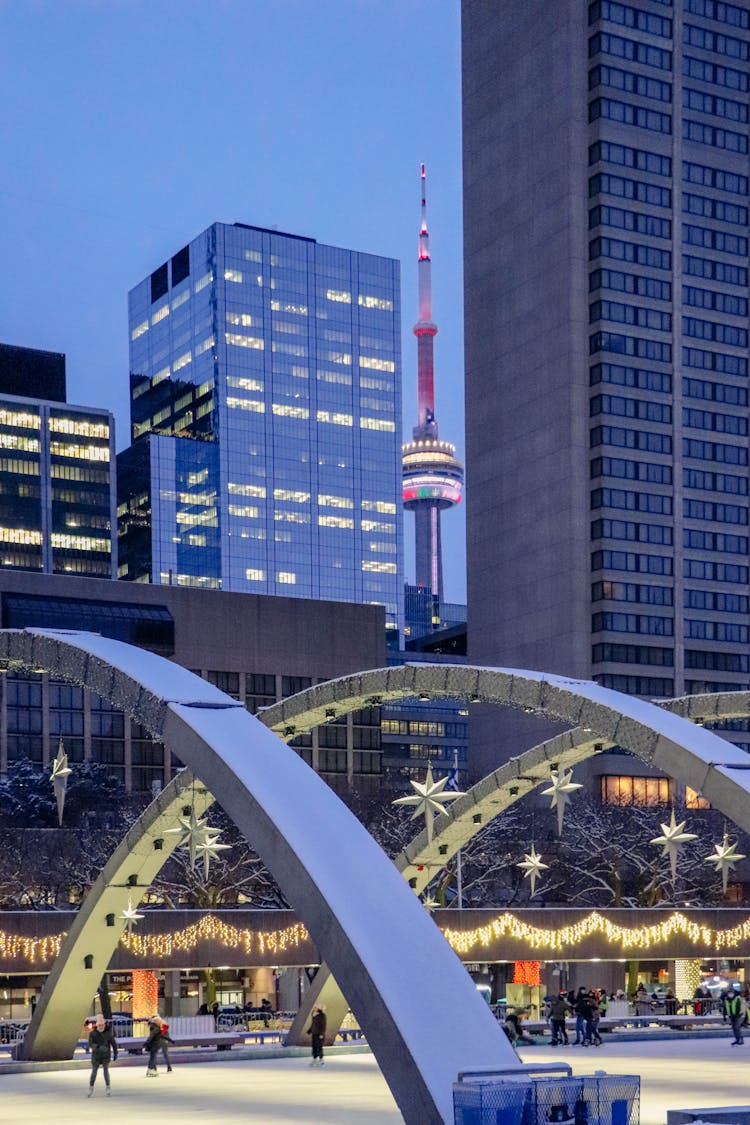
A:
<box><xmin>271</xmin><ymin>665</ymin><xmax>750</xmax><ymax>1045</ymax></box>
<box><xmin>0</xmin><ymin>631</ymin><xmax>510</xmax><ymax>1125</ymax></box>
<box><xmin>22</xmin><ymin>770</ymin><xmax>214</xmax><ymax>1060</ymax></box>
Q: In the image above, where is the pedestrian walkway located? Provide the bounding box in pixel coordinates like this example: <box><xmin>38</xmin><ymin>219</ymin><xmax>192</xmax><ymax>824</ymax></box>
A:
<box><xmin>2</xmin><ymin>1037</ymin><xmax>749</xmax><ymax>1125</ymax></box>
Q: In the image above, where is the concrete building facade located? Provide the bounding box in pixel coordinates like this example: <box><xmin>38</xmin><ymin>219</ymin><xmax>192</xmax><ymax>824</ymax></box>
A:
<box><xmin>462</xmin><ymin>0</ymin><xmax>750</xmax><ymax>778</ymax></box>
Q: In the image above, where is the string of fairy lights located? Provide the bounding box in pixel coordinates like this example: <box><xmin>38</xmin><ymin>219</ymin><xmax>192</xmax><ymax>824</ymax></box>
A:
<box><xmin>441</xmin><ymin>910</ymin><xmax>750</xmax><ymax>956</ymax></box>
<box><xmin>9</xmin><ymin>910</ymin><xmax>750</xmax><ymax>967</ymax></box>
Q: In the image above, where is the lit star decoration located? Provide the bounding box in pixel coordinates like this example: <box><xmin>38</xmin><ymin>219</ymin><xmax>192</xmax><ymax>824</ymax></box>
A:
<box><xmin>392</xmin><ymin>763</ymin><xmax>463</xmax><ymax>844</ymax></box>
<box><xmin>195</xmin><ymin>832</ymin><xmax>231</xmax><ymax>879</ymax></box>
<box><xmin>705</xmin><ymin>832</ymin><xmax>746</xmax><ymax>893</ymax></box>
<box><xmin>421</xmin><ymin>891</ymin><xmax>438</xmax><ymax>912</ymax></box>
<box><xmin>50</xmin><ymin>739</ymin><xmax>73</xmax><ymax>826</ymax></box>
<box><xmin>540</xmin><ymin>768</ymin><xmax>583</xmax><ymax>834</ymax></box>
<box><xmin>517</xmin><ymin>844</ymin><xmax>549</xmax><ymax>896</ymax></box>
<box><xmin>165</xmin><ymin>808</ymin><xmax>224</xmax><ymax>869</ymax></box>
<box><xmin>651</xmin><ymin>811</ymin><xmax>699</xmax><ymax>880</ymax></box>
<box><xmin>120</xmin><ymin>898</ymin><xmax>144</xmax><ymax>934</ymax></box>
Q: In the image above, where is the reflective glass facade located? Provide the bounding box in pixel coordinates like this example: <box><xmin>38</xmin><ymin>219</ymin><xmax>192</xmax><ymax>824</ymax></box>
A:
<box><xmin>0</xmin><ymin>394</ymin><xmax>115</xmax><ymax>577</ymax></box>
<box><xmin>121</xmin><ymin>222</ymin><xmax>403</xmax><ymax>634</ymax></box>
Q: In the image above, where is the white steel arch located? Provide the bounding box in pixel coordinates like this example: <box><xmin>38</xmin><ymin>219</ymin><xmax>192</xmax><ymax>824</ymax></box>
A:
<box><xmin>2</xmin><ymin>630</ymin><xmax>511</xmax><ymax>1125</ymax></box>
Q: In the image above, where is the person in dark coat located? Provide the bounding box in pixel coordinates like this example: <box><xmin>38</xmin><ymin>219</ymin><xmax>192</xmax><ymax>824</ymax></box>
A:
<box><xmin>549</xmin><ymin>993</ymin><xmax>571</xmax><ymax>1045</ymax></box>
<box><xmin>87</xmin><ymin>1014</ymin><xmax>118</xmax><ymax>1096</ymax></box>
<box><xmin>306</xmin><ymin>1006</ymin><xmax>327</xmax><ymax>1066</ymax></box>
<box><xmin>144</xmin><ymin>1014</ymin><xmax>173</xmax><ymax>1075</ymax></box>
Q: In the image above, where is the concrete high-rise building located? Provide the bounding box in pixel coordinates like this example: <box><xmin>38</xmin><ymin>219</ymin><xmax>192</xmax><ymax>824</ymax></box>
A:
<box><xmin>463</xmin><ymin>0</ymin><xmax>750</xmax><ymax>773</ymax></box>
<box><xmin>402</xmin><ymin>166</ymin><xmax>464</xmax><ymax>601</ymax></box>
<box><xmin>118</xmin><ymin>221</ymin><xmax>404</xmax><ymax>638</ymax></box>
<box><xmin>0</xmin><ymin>343</ymin><xmax>116</xmax><ymax>578</ymax></box>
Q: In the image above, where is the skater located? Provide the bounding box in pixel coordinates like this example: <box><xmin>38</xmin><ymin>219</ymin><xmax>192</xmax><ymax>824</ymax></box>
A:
<box><xmin>549</xmin><ymin>992</ymin><xmax>571</xmax><ymax>1045</ymax></box>
<box><xmin>729</xmin><ymin>989</ymin><xmax>746</xmax><ymax>1045</ymax></box>
<box><xmin>87</xmin><ymin>1014</ymin><xmax>118</xmax><ymax>1097</ymax></box>
<box><xmin>144</xmin><ymin>1014</ymin><xmax>172</xmax><ymax>1075</ymax></box>
<box><xmin>306</xmin><ymin>1006</ymin><xmax>327</xmax><ymax>1066</ymax></box>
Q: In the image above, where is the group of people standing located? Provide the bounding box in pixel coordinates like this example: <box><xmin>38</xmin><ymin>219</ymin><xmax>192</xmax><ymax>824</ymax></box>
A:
<box><xmin>549</xmin><ymin>987</ymin><xmax>606</xmax><ymax>1047</ymax></box>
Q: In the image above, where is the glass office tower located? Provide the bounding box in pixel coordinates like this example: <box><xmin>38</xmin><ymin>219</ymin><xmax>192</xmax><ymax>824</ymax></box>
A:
<box><xmin>0</xmin><ymin>345</ymin><xmax>115</xmax><ymax>577</ymax></box>
<box><xmin>119</xmin><ymin>222</ymin><xmax>403</xmax><ymax>636</ymax></box>
<box><xmin>463</xmin><ymin>0</ymin><xmax>750</xmax><ymax>770</ymax></box>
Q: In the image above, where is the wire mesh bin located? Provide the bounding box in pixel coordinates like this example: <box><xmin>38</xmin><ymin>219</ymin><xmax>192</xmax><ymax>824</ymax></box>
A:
<box><xmin>453</xmin><ymin>1071</ymin><xmax>640</xmax><ymax>1125</ymax></box>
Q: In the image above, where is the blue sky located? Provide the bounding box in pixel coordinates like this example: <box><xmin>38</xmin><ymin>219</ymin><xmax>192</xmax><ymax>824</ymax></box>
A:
<box><xmin>0</xmin><ymin>0</ymin><xmax>466</xmax><ymax>601</ymax></box>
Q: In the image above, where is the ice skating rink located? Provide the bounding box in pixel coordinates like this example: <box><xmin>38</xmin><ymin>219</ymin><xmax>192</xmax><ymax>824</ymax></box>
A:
<box><xmin>2</xmin><ymin>1038</ymin><xmax>750</xmax><ymax>1125</ymax></box>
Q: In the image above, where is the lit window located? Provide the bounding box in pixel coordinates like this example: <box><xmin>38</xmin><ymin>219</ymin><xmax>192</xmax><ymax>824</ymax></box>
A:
<box><xmin>175</xmin><ymin>510</ymin><xmax>218</xmax><ymax>527</ymax></box>
<box><xmin>131</xmin><ymin>320</ymin><xmax>149</xmax><ymax>340</ymax></box>
<box><xmin>246</xmin><ymin>568</ymin><xmax>265</xmax><ymax>580</ymax></box>
<box><xmin>360</xmin><ymin>417</ymin><xmax>395</xmax><ymax>432</ymax></box>
<box><xmin>362</xmin><ymin>499</ymin><xmax>397</xmax><ymax>514</ymax></box>
<box><xmin>225</xmin><ymin>269</ymin><xmax>243</xmax><ymax>283</ymax></box>
<box><xmin>173</xmin><ymin>351</ymin><xmax>192</xmax><ymax>372</ymax></box>
<box><xmin>228</xmin><ymin>482</ymin><xmax>266</xmax><ymax>497</ymax></box>
<box><xmin>326</xmin><ymin>289</ymin><xmax>351</xmax><ymax>303</ymax></box>
<box><xmin>187</xmin><ymin>534</ymin><xmax>206</xmax><ymax>546</ymax></box>
<box><xmin>359</xmin><ymin>356</ymin><xmax>395</xmax><ymax>372</ymax></box>
<box><xmin>686</xmin><ymin>786</ymin><xmax>711</xmax><ymax>809</ymax></box>
<box><xmin>362</xmin><ymin>519</ymin><xmax>396</xmax><ymax>533</ymax></box>
<box><xmin>188</xmin><ymin>469</ymin><xmax>208</xmax><ymax>485</ymax></box>
<box><xmin>318</xmin><ymin>494</ymin><xmax>354</xmax><ymax>509</ymax></box>
<box><xmin>228</xmin><ymin>505</ymin><xmax>259</xmax><ymax>518</ymax></box>
<box><xmin>0</xmin><ymin>410</ymin><xmax>39</xmax><ymax>430</ymax></box>
<box><xmin>227</xmin><ymin>397</ymin><xmax>265</xmax><ymax>413</ymax></box>
<box><xmin>228</xmin><ymin>376</ymin><xmax>264</xmax><ymax>391</ymax></box>
<box><xmin>152</xmin><ymin>366</ymin><xmax>170</xmax><ymax>385</ymax></box>
<box><xmin>151</xmin><ymin>305</ymin><xmax>169</xmax><ymax>325</ymax></box>
<box><xmin>271</xmin><ymin>300</ymin><xmax>308</xmax><ymax>315</ymax></box>
<box><xmin>272</xmin><ymin>404</ymin><xmax>310</xmax><ymax>419</ymax></box>
<box><xmin>328</xmin><ymin>351</ymin><xmax>352</xmax><ymax>365</ymax></box>
<box><xmin>225</xmin><ymin>332</ymin><xmax>264</xmax><ymax>349</ymax></box>
<box><xmin>358</xmin><ymin>295</ymin><xmax>393</xmax><ymax>310</ymax></box>
<box><xmin>195</xmin><ymin>335</ymin><xmax>215</xmax><ymax>355</ymax></box>
<box><xmin>274</xmin><ymin>489</ymin><xmax>310</xmax><ymax>503</ymax></box>
<box><xmin>50</xmin><ymin>533</ymin><xmax>110</xmax><ymax>552</ymax></box>
<box><xmin>49</xmin><ymin>442</ymin><xmax>109</xmax><ymax>462</ymax></box>
<box><xmin>361</xmin><ymin>561</ymin><xmax>397</xmax><ymax>573</ymax></box>
<box><xmin>0</xmin><ymin>434</ymin><xmax>39</xmax><ymax>452</ymax></box>
<box><xmin>319</xmin><ymin>515</ymin><xmax>354</xmax><ymax>529</ymax></box>
<box><xmin>291</xmin><ymin>365</ymin><xmax>309</xmax><ymax>378</ymax></box>
<box><xmin>274</xmin><ymin>511</ymin><xmax>310</xmax><ymax>523</ymax></box>
<box><xmin>49</xmin><ymin>416</ymin><xmax>107</xmax><ymax>436</ymax></box>
<box><xmin>368</xmin><ymin>541</ymin><xmax>397</xmax><ymax>554</ymax></box>
<box><xmin>0</xmin><ymin>527</ymin><xmax>42</xmax><ymax>544</ymax></box>
<box><xmin>277</xmin><ymin>571</ymin><xmax>296</xmax><ymax>584</ymax></box>
<box><xmin>171</xmin><ymin>290</ymin><xmax>190</xmax><ymax>310</ymax></box>
<box><xmin>600</xmin><ymin>775</ymin><xmax>670</xmax><ymax>806</ymax></box>
<box><xmin>244</xmin><ymin>249</ymin><xmax>262</xmax><ymax>263</ymax></box>
<box><xmin>316</xmin><ymin>410</ymin><xmax>353</xmax><ymax>426</ymax></box>
<box><xmin>195</xmin><ymin>271</ymin><xmax>213</xmax><ymax>292</ymax></box>
<box><xmin>226</xmin><ymin>312</ymin><xmax>253</xmax><ymax>326</ymax></box>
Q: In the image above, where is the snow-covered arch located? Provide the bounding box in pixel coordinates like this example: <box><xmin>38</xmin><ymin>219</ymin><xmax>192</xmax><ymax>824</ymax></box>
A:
<box><xmin>262</xmin><ymin>665</ymin><xmax>750</xmax><ymax>1043</ymax></box>
<box><xmin>3</xmin><ymin>630</ymin><xmax>511</xmax><ymax>1125</ymax></box>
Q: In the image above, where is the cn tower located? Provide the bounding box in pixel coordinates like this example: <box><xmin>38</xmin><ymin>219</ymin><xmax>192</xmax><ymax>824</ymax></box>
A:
<box><xmin>402</xmin><ymin>164</ymin><xmax>464</xmax><ymax>601</ymax></box>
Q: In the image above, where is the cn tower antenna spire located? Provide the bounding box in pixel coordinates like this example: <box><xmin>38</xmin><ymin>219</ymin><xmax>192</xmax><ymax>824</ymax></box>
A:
<box><xmin>402</xmin><ymin>163</ymin><xmax>464</xmax><ymax>602</ymax></box>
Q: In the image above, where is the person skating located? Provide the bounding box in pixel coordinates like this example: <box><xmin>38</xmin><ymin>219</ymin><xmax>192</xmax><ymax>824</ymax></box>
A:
<box><xmin>549</xmin><ymin>993</ymin><xmax>571</xmax><ymax>1045</ymax></box>
<box><xmin>144</xmin><ymin>1014</ymin><xmax>172</xmax><ymax>1075</ymax></box>
<box><xmin>728</xmin><ymin>989</ymin><xmax>747</xmax><ymax>1045</ymax></box>
<box><xmin>87</xmin><ymin>1014</ymin><xmax>118</xmax><ymax>1097</ymax></box>
<box><xmin>306</xmin><ymin>1006</ymin><xmax>327</xmax><ymax>1066</ymax></box>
